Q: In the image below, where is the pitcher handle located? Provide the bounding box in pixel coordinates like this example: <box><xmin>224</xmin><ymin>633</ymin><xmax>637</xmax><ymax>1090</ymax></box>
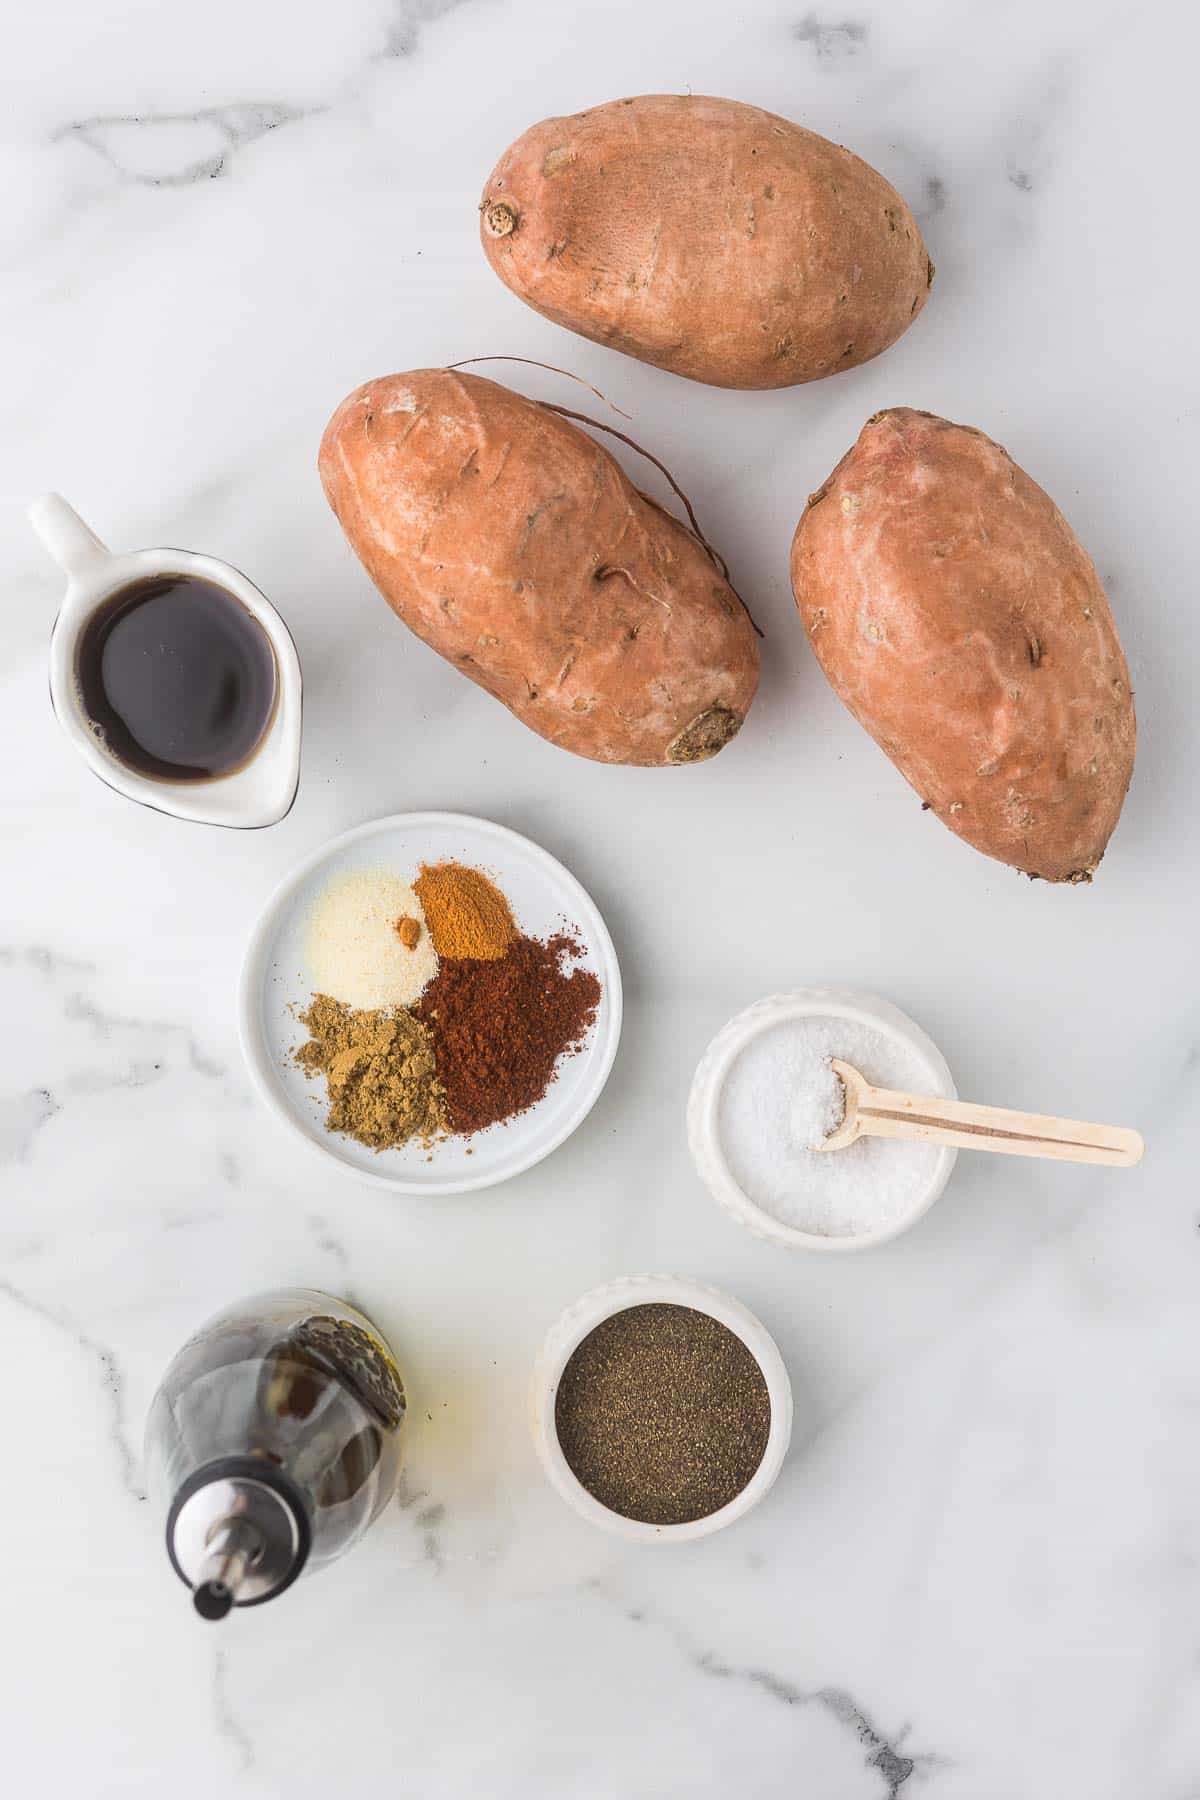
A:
<box><xmin>30</xmin><ymin>493</ymin><xmax>110</xmax><ymax>576</ymax></box>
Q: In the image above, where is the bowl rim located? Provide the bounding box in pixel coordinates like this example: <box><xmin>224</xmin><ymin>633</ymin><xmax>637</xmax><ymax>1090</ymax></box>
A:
<box><xmin>236</xmin><ymin>810</ymin><xmax>622</xmax><ymax>1194</ymax></box>
<box><xmin>686</xmin><ymin>987</ymin><xmax>958</xmax><ymax>1252</ymax></box>
<box><xmin>530</xmin><ymin>1273</ymin><xmax>793</xmax><ymax>1543</ymax></box>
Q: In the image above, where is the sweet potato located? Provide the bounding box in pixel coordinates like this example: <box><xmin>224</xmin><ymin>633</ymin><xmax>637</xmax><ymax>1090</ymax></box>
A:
<box><xmin>479</xmin><ymin>95</ymin><xmax>933</xmax><ymax>390</ymax></box>
<box><xmin>791</xmin><ymin>409</ymin><xmax>1135</xmax><ymax>881</ymax></box>
<box><xmin>319</xmin><ymin>370</ymin><xmax>759</xmax><ymax>765</ymax></box>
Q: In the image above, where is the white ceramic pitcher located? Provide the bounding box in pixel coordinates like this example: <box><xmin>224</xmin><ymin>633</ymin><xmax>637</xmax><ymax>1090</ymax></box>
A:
<box><xmin>32</xmin><ymin>493</ymin><xmax>302</xmax><ymax>828</ymax></box>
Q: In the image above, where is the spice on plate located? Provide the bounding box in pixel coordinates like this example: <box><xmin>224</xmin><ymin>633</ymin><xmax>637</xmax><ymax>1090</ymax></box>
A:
<box><xmin>416</xmin><ymin>932</ymin><xmax>600</xmax><ymax>1134</ymax></box>
<box><xmin>394</xmin><ymin>915</ymin><xmax>421</xmax><ymax>949</ymax></box>
<box><xmin>414</xmin><ymin>861</ymin><xmax>515</xmax><ymax>961</ymax></box>
<box><xmin>294</xmin><ymin>995</ymin><xmax>447</xmax><ymax>1151</ymax></box>
<box><xmin>307</xmin><ymin>870</ymin><xmax>438</xmax><ymax>1009</ymax></box>
<box><xmin>554</xmin><ymin>1304</ymin><xmax>771</xmax><ymax>1526</ymax></box>
<box><xmin>717</xmin><ymin>1016</ymin><xmax>941</xmax><ymax>1238</ymax></box>
<box><xmin>295</xmin><ymin>854</ymin><xmax>602</xmax><ymax>1152</ymax></box>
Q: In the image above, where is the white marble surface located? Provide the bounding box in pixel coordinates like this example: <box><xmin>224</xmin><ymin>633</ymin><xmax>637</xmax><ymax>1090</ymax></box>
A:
<box><xmin>2</xmin><ymin>0</ymin><xmax>1198</xmax><ymax>1792</ymax></box>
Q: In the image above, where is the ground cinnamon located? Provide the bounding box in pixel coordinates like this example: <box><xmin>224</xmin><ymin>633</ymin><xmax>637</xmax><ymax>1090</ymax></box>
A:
<box><xmin>414</xmin><ymin>861</ymin><xmax>515</xmax><ymax>961</ymax></box>
<box><xmin>416</xmin><ymin>933</ymin><xmax>600</xmax><ymax>1134</ymax></box>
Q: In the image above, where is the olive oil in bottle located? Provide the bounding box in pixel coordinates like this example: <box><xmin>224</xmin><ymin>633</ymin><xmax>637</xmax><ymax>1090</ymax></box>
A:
<box><xmin>145</xmin><ymin>1291</ymin><xmax>405</xmax><ymax>1618</ymax></box>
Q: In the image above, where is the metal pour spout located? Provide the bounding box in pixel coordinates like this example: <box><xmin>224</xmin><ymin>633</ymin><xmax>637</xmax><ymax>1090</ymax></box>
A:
<box><xmin>192</xmin><ymin>1518</ymin><xmax>265</xmax><ymax>1621</ymax></box>
<box><xmin>166</xmin><ymin>1466</ymin><xmax>308</xmax><ymax>1615</ymax></box>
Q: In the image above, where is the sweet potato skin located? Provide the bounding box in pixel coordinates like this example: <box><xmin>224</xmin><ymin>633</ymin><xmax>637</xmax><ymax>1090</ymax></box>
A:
<box><xmin>791</xmin><ymin>409</ymin><xmax>1135</xmax><ymax>881</ymax></box>
<box><xmin>479</xmin><ymin>95</ymin><xmax>933</xmax><ymax>391</ymax></box>
<box><xmin>318</xmin><ymin>370</ymin><xmax>759</xmax><ymax>765</ymax></box>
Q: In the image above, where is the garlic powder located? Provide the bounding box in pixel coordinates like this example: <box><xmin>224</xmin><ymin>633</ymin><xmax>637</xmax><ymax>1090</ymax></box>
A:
<box><xmin>307</xmin><ymin>869</ymin><xmax>438</xmax><ymax>1010</ymax></box>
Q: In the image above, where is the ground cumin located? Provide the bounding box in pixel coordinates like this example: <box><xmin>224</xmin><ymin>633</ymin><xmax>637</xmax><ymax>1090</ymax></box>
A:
<box><xmin>294</xmin><ymin>995</ymin><xmax>447</xmax><ymax>1151</ymax></box>
<box><xmin>416</xmin><ymin>932</ymin><xmax>600</xmax><ymax>1134</ymax></box>
<box><xmin>414</xmin><ymin>861</ymin><xmax>515</xmax><ymax>961</ymax></box>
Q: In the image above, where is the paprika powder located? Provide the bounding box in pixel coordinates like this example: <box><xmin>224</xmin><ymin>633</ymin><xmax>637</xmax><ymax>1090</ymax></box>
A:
<box><xmin>417</xmin><ymin>932</ymin><xmax>600</xmax><ymax>1134</ymax></box>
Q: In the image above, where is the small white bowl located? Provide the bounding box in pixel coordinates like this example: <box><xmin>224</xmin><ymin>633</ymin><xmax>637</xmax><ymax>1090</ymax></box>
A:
<box><xmin>32</xmin><ymin>492</ymin><xmax>301</xmax><ymax>829</ymax></box>
<box><xmin>687</xmin><ymin>988</ymin><xmax>958</xmax><ymax>1253</ymax></box>
<box><xmin>238</xmin><ymin>812</ymin><xmax>622</xmax><ymax>1194</ymax></box>
<box><xmin>531</xmin><ymin>1274</ymin><xmax>793</xmax><ymax>1543</ymax></box>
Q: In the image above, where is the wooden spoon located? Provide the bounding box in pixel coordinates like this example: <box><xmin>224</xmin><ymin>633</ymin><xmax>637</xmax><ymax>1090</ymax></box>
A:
<box><xmin>815</xmin><ymin>1060</ymin><xmax>1144</xmax><ymax>1168</ymax></box>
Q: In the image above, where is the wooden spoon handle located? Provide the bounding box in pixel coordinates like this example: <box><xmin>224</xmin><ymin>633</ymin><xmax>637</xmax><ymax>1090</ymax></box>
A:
<box><xmin>853</xmin><ymin>1083</ymin><xmax>1144</xmax><ymax>1167</ymax></box>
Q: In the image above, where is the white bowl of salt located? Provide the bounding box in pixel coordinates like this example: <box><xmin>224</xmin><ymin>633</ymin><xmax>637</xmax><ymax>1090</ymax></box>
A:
<box><xmin>687</xmin><ymin>989</ymin><xmax>958</xmax><ymax>1251</ymax></box>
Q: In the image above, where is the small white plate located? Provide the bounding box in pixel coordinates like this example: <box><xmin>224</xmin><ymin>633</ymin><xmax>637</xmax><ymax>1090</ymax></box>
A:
<box><xmin>238</xmin><ymin>812</ymin><xmax>622</xmax><ymax>1193</ymax></box>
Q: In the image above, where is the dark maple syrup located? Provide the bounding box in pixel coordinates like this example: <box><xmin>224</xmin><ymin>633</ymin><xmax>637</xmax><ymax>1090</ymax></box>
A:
<box><xmin>76</xmin><ymin>574</ymin><xmax>276</xmax><ymax>782</ymax></box>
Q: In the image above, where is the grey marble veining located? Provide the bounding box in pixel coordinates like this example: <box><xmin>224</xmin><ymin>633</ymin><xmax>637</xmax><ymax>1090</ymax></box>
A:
<box><xmin>0</xmin><ymin>1276</ymin><xmax>146</xmax><ymax>1503</ymax></box>
<box><xmin>55</xmin><ymin>104</ymin><xmax>312</xmax><ymax>187</ymax></box>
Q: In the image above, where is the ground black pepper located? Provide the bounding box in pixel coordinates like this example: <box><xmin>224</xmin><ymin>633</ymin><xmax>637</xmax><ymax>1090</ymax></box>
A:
<box><xmin>554</xmin><ymin>1304</ymin><xmax>771</xmax><ymax>1525</ymax></box>
<box><xmin>416</xmin><ymin>932</ymin><xmax>600</xmax><ymax>1134</ymax></box>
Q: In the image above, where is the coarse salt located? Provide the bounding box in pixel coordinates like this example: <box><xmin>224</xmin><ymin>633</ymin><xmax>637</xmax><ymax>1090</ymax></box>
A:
<box><xmin>307</xmin><ymin>869</ymin><xmax>438</xmax><ymax>1010</ymax></box>
<box><xmin>716</xmin><ymin>1015</ymin><xmax>943</xmax><ymax>1239</ymax></box>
